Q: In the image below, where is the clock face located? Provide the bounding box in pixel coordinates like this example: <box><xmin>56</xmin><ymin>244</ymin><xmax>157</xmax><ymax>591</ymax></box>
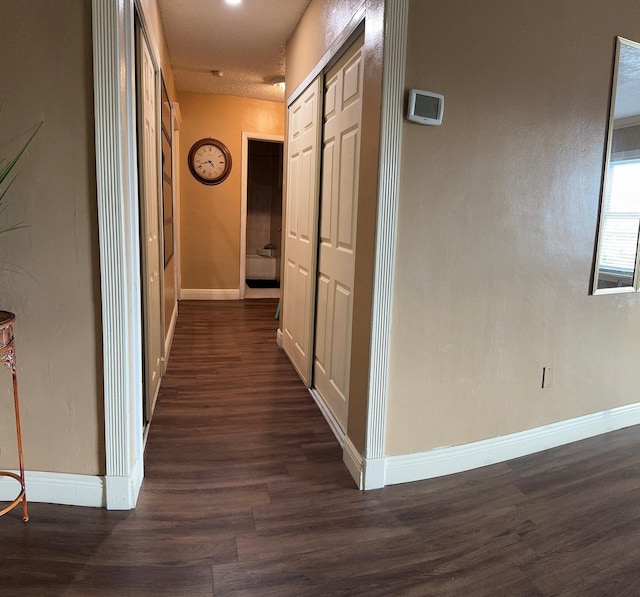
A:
<box><xmin>188</xmin><ymin>138</ymin><xmax>232</xmax><ymax>185</ymax></box>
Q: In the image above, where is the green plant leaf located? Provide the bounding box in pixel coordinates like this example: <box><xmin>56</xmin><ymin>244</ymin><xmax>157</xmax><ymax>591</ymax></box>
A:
<box><xmin>0</xmin><ymin>120</ymin><xmax>42</xmax><ymax>241</ymax></box>
<box><xmin>0</xmin><ymin>222</ymin><xmax>27</xmax><ymax>238</ymax></box>
<box><xmin>0</xmin><ymin>175</ymin><xmax>17</xmax><ymax>207</ymax></box>
<box><xmin>0</xmin><ymin>121</ymin><xmax>42</xmax><ymax>186</ymax></box>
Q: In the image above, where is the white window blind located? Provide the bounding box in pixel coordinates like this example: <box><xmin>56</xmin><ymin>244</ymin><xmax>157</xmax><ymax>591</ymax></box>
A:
<box><xmin>598</xmin><ymin>160</ymin><xmax>640</xmax><ymax>275</ymax></box>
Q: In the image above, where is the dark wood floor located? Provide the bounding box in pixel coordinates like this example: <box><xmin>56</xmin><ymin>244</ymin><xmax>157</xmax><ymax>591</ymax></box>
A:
<box><xmin>2</xmin><ymin>299</ymin><xmax>640</xmax><ymax>595</ymax></box>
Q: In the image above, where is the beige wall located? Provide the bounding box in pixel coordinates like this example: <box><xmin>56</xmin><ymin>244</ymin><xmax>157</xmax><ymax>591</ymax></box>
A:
<box><xmin>285</xmin><ymin>0</ymin><xmax>367</xmax><ymax>97</ymax></box>
<box><xmin>0</xmin><ymin>1</ymin><xmax>102</xmax><ymax>474</ymax></box>
<box><xmin>139</xmin><ymin>0</ymin><xmax>177</xmax><ymax>102</ymax></box>
<box><xmin>387</xmin><ymin>0</ymin><xmax>640</xmax><ymax>456</ymax></box>
<box><xmin>179</xmin><ymin>94</ymin><xmax>284</xmax><ymax>290</ymax></box>
<box><xmin>285</xmin><ymin>0</ymin><xmax>385</xmax><ymax>451</ymax></box>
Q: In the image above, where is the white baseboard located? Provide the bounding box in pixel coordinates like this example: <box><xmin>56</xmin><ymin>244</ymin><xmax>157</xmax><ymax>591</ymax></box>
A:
<box><xmin>180</xmin><ymin>288</ymin><xmax>240</xmax><ymax>300</ymax></box>
<box><xmin>245</xmin><ymin>288</ymin><xmax>281</xmax><ymax>299</ymax></box>
<box><xmin>105</xmin><ymin>456</ymin><xmax>144</xmax><ymax>510</ymax></box>
<box><xmin>0</xmin><ymin>460</ymin><xmax>145</xmax><ymax>510</ymax></box>
<box><xmin>131</xmin><ymin>456</ymin><xmax>144</xmax><ymax>505</ymax></box>
<box><xmin>308</xmin><ymin>388</ymin><xmax>368</xmax><ymax>490</ymax></box>
<box><xmin>309</xmin><ymin>388</ymin><xmax>345</xmax><ymax>448</ymax></box>
<box><xmin>15</xmin><ymin>406</ymin><xmax>635</xmax><ymax>509</ymax></box>
<box><xmin>363</xmin><ymin>457</ymin><xmax>385</xmax><ymax>490</ymax></box>
<box><xmin>164</xmin><ymin>301</ymin><xmax>178</xmax><ymax>364</ymax></box>
<box><xmin>0</xmin><ymin>471</ymin><xmax>105</xmax><ymax>508</ymax></box>
<box><xmin>384</xmin><ymin>403</ymin><xmax>640</xmax><ymax>486</ymax></box>
<box><xmin>342</xmin><ymin>436</ymin><xmax>363</xmax><ymax>489</ymax></box>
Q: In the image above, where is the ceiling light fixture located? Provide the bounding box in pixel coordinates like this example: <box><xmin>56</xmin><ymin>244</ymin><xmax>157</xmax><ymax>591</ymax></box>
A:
<box><xmin>225</xmin><ymin>0</ymin><xmax>242</xmax><ymax>6</ymax></box>
<box><xmin>272</xmin><ymin>77</ymin><xmax>285</xmax><ymax>92</ymax></box>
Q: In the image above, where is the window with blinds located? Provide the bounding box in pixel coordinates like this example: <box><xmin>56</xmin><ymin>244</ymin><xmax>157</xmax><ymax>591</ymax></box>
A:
<box><xmin>597</xmin><ymin>159</ymin><xmax>640</xmax><ymax>280</ymax></box>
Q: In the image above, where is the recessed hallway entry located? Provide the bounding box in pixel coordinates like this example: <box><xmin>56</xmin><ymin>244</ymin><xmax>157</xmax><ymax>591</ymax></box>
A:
<box><xmin>92</xmin><ymin>0</ymin><xmax>403</xmax><ymax>506</ymax></box>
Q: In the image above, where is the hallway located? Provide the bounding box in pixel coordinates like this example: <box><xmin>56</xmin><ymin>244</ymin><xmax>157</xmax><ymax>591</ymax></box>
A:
<box><xmin>1</xmin><ymin>300</ymin><xmax>640</xmax><ymax>595</ymax></box>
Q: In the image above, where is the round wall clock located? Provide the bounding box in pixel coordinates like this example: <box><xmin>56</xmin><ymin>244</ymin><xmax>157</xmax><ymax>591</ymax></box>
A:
<box><xmin>188</xmin><ymin>138</ymin><xmax>232</xmax><ymax>185</ymax></box>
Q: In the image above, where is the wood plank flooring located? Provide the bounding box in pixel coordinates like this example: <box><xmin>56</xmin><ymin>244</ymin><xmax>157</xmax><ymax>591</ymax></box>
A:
<box><xmin>1</xmin><ymin>299</ymin><xmax>640</xmax><ymax>595</ymax></box>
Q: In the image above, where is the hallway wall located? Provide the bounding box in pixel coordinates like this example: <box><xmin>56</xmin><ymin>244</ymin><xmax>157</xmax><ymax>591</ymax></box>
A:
<box><xmin>0</xmin><ymin>0</ymin><xmax>179</xmax><ymax>483</ymax></box>
<box><xmin>0</xmin><ymin>1</ymin><xmax>102</xmax><ymax>474</ymax></box>
<box><xmin>179</xmin><ymin>93</ymin><xmax>284</xmax><ymax>293</ymax></box>
<box><xmin>388</xmin><ymin>0</ymin><xmax>640</xmax><ymax>456</ymax></box>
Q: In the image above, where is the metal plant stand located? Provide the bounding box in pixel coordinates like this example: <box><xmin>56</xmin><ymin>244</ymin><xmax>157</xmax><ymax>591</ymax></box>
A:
<box><xmin>0</xmin><ymin>311</ymin><xmax>28</xmax><ymax>522</ymax></box>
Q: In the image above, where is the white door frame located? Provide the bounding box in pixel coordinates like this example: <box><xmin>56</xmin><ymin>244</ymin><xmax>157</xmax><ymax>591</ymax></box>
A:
<box><xmin>172</xmin><ymin>103</ymin><xmax>183</xmax><ymax>300</ymax></box>
<box><xmin>91</xmin><ymin>0</ymin><xmax>165</xmax><ymax>509</ymax></box>
<box><xmin>240</xmin><ymin>132</ymin><xmax>284</xmax><ymax>299</ymax></box>
<box><xmin>92</xmin><ymin>0</ymin><xmax>408</xmax><ymax>507</ymax></box>
<box><xmin>360</xmin><ymin>0</ymin><xmax>408</xmax><ymax>489</ymax></box>
<box><xmin>92</xmin><ymin>0</ymin><xmax>144</xmax><ymax>509</ymax></box>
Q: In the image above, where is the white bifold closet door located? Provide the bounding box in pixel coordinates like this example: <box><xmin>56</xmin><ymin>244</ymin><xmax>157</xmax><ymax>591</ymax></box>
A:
<box><xmin>313</xmin><ymin>33</ymin><xmax>364</xmax><ymax>431</ymax></box>
<box><xmin>282</xmin><ymin>77</ymin><xmax>323</xmax><ymax>385</ymax></box>
<box><xmin>138</xmin><ymin>26</ymin><xmax>163</xmax><ymax>421</ymax></box>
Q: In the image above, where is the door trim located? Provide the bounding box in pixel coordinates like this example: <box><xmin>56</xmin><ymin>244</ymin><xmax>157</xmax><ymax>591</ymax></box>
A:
<box><xmin>171</xmin><ymin>103</ymin><xmax>183</xmax><ymax>298</ymax></box>
<box><xmin>92</xmin><ymin>0</ymin><xmax>144</xmax><ymax>509</ymax></box>
<box><xmin>240</xmin><ymin>132</ymin><xmax>284</xmax><ymax>299</ymax></box>
<box><xmin>362</xmin><ymin>0</ymin><xmax>409</xmax><ymax>490</ymax></box>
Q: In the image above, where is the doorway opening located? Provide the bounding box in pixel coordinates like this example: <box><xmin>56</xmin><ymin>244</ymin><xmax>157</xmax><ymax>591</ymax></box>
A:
<box><xmin>241</xmin><ymin>134</ymin><xmax>284</xmax><ymax>299</ymax></box>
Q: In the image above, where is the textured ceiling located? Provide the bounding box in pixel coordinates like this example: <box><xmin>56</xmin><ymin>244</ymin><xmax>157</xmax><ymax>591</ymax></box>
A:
<box><xmin>615</xmin><ymin>41</ymin><xmax>640</xmax><ymax>121</ymax></box>
<box><xmin>157</xmin><ymin>0</ymin><xmax>311</xmax><ymax>103</ymax></box>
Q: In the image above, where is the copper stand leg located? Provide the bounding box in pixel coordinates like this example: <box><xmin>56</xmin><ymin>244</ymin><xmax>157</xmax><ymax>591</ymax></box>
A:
<box><xmin>0</xmin><ymin>312</ymin><xmax>29</xmax><ymax>523</ymax></box>
<box><xmin>12</xmin><ymin>369</ymin><xmax>28</xmax><ymax>522</ymax></box>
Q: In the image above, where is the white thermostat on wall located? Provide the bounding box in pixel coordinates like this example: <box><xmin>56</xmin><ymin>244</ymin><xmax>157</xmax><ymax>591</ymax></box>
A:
<box><xmin>407</xmin><ymin>89</ymin><xmax>444</xmax><ymax>125</ymax></box>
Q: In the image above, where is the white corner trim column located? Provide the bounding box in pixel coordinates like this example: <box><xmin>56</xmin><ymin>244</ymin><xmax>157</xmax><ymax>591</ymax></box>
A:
<box><xmin>92</xmin><ymin>0</ymin><xmax>144</xmax><ymax>509</ymax></box>
<box><xmin>362</xmin><ymin>0</ymin><xmax>409</xmax><ymax>490</ymax></box>
<box><xmin>172</xmin><ymin>102</ymin><xmax>183</xmax><ymax>299</ymax></box>
<box><xmin>240</xmin><ymin>132</ymin><xmax>250</xmax><ymax>299</ymax></box>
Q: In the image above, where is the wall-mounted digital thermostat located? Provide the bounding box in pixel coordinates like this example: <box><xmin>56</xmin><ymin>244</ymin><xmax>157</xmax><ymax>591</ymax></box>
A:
<box><xmin>407</xmin><ymin>89</ymin><xmax>444</xmax><ymax>125</ymax></box>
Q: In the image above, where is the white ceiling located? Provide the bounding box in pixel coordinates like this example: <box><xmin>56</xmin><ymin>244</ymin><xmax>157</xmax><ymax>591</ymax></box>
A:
<box><xmin>615</xmin><ymin>41</ymin><xmax>640</xmax><ymax>121</ymax></box>
<box><xmin>157</xmin><ymin>0</ymin><xmax>311</xmax><ymax>102</ymax></box>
